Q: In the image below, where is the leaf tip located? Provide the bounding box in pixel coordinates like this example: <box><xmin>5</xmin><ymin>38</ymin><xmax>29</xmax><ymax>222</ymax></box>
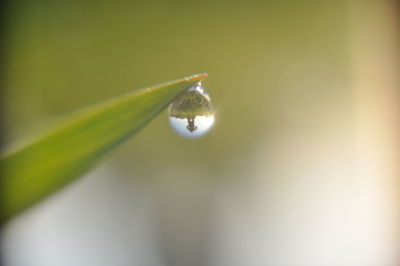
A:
<box><xmin>187</xmin><ymin>72</ymin><xmax>208</xmax><ymax>82</ymax></box>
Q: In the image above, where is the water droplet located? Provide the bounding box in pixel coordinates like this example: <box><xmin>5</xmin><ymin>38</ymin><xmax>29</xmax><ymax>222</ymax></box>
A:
<box><xmin>168</xmin><ymin>82</ymin><xmax>215</xmax><ymax>138</ymax></box>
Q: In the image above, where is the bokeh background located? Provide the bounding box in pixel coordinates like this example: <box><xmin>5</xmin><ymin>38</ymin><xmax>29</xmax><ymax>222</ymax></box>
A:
<box><xmin>1</xmin><ymin>0</ymin><xmax>400</xmax><ymax>266</ymax></box>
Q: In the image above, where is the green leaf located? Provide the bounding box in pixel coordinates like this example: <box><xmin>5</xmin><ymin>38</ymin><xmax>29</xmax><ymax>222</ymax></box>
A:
<box><xmin>0</xmin><ymin>73</ymin><xmax>208</xmax><ymax>223</ymax></box>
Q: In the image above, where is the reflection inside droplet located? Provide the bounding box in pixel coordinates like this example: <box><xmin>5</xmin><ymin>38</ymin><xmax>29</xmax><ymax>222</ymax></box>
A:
<box><xmin>168</xmin><ymin>83</ymin><xmax>215</xmax><ymax>138</ymax></box>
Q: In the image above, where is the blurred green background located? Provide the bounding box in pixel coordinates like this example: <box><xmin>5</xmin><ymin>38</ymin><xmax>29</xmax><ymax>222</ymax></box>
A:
<box><xmin>3</xmin><ymin>0</ymin><xmax>348</xmax><ymax>172</ymax></box>
<box><xmin>3</xmin><ymin>0</ymin><xmax>399</xmax><ymax>266</ymax></box>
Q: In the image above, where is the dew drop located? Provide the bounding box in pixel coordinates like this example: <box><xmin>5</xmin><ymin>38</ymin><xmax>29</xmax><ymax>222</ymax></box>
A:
<box><xmin>168</xmin><ymin>82</ymin><xmax>215</xmax><ymax>138</ymax></box>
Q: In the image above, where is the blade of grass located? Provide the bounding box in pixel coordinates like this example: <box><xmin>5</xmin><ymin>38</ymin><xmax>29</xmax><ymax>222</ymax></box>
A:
<box><xmin>0</xmin><ymin>73</ymin><xmax>208</xmax><ymax>223</ymax></box>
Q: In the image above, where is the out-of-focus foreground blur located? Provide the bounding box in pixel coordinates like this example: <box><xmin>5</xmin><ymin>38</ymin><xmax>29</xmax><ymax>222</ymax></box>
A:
<box><xmin>1</xmin><ymin>0</ymin><xmax>399</xmax><ymax>265</ymax></box>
